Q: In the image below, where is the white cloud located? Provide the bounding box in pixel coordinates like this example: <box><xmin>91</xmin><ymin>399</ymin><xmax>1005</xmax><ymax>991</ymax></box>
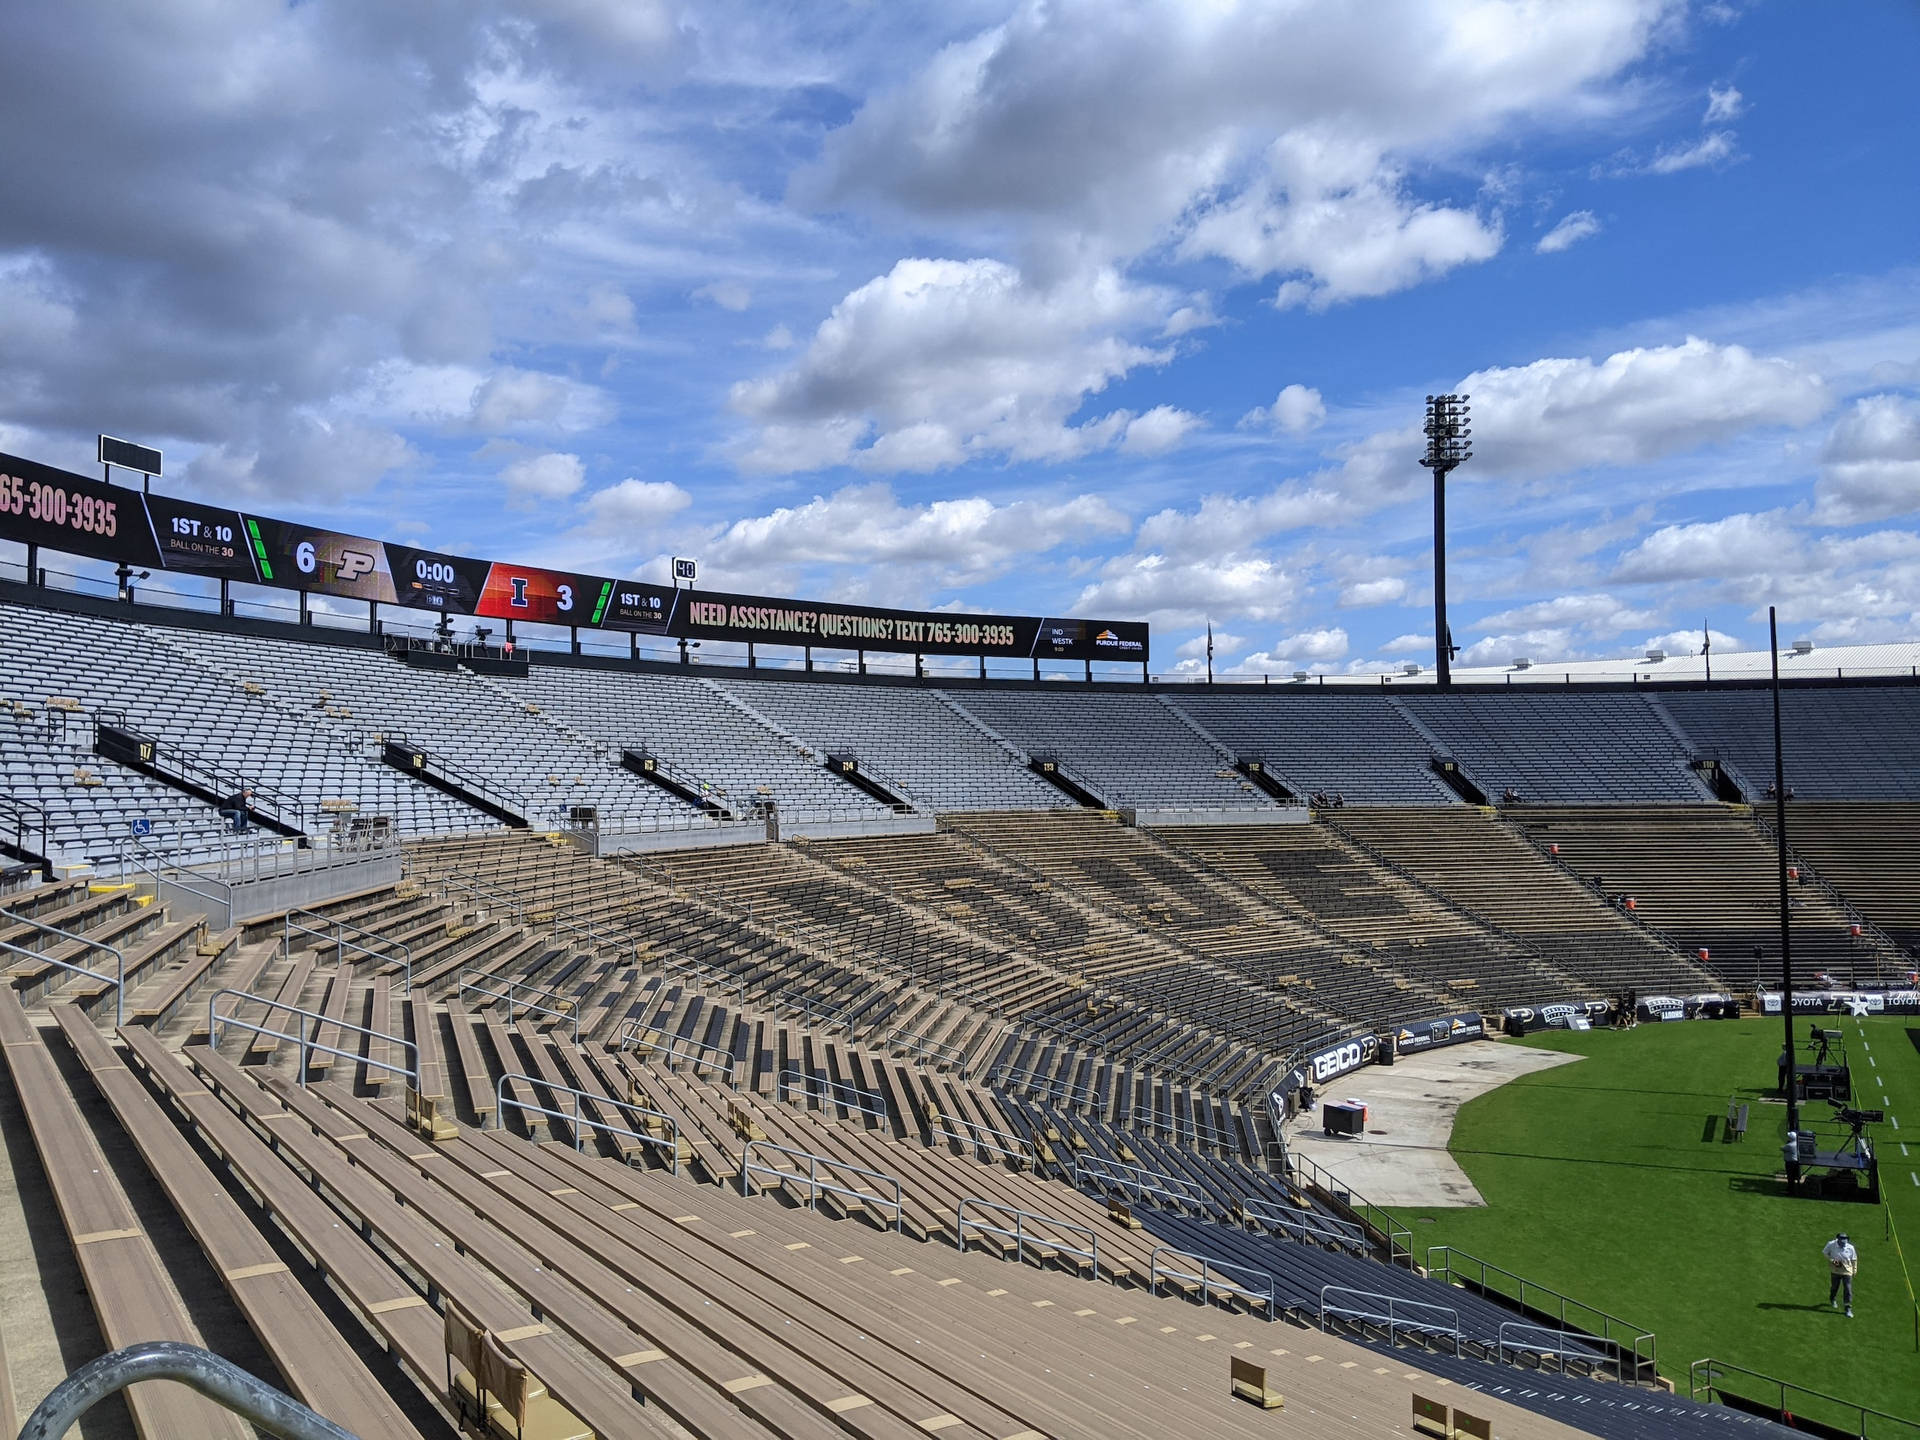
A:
<box><xmin>1176</xmin><ymin>630</ymin><xmax>1245</xmax><ymax>659</ymax></box>
<box><xmin>1242</xmin><ymin>383</ymin><xmax>1326</xmax><ymax>434</ymax></box>
<box><xmin>1464</xmin><ymin>336</ymin><xmax>1830</xmax><ymax>478</ymax></box>
<box><xmin>1180</xmin><ymin>137</ymin><xmax>1504</xmax><ymax>307</ymax></box>
<box><xmin>1612</xmin><ymin>510</ymin><xmax>1801</xmax><ymax>582</ymax></box>
<box><xmin>706</xmin><ymin>482</ymin><xmax>1129</xmax><ymax>587</ymax></box>
<box><xmin>729</xmin><ymin>257</ymin><xmax>1175</xmax><ymax>474</ymax></box>
<box><xmin>1458</xmin><ymin>629</ymin><xmax>1575</xmax><ymax>666</ymax></box>
<box><xmin>807</xmin><ymin>0</ymin><xmax>1670</xmax><ymax>279</ymax></box>
<box><xmin>1072</xmin><ymin>551</ymin><xmax>1299</xmax><ymax>627</ymax></box>
<box><xmin>1339</xmin><ymin>575</ymin><xmax>1407</xmax><ymax>607</ymax></box>
<box><xmin>582</xmin><ymin>477</ymin><xmax>693</xmax><ymax>530</ymax></box>
<box><xmin>501</xmin><ymin>451</ymin><xmax>586</xmax><ymax>504</ymax></box>
<box><xmin>1121</xmin><ymin>405</ymin><xmax>1203</xmax><ymax>456</ymax></box>
<box><xmin>1813</xmin><ymin>394</ymin><xmax>1920</xmax><ymax>525</ymax></box>
<box><xmin>1643</xmin><ymin>627</ymin><xmax>1745</xmax><ymax>656</ymax></box>
<box><xmin>1274</xmin><ymin>625</ymin><xmax>1350</xmax><ymax>660</ymax></box>
<box><xmin>1704</xmin><ymin>84</ymin><xmax>1744</xmax><ymax>124</ymax></box>
<box><xmin>1378</xmin><ymin>632</ymin><xmax>1435</xmax><ymax>654</ymax></box>
<box><xmin>760</xmin><ymin>324</ymin><xmax>796</xmax><ymax>351</ymax></box>
<box><xmin>471</xmin><ymin>368</ymin><xmax>616</xmax><ymax>433</ymax></box>
<box><xmin>1647</xmin><ymin>130</ymin><xmax>1737</xmax><ymax>174</ymax></box>
<box><xmin>1536</xmin><ymin>210</ymin><xmax>1601</xmax><ymax>254</ymax></box>
<box><xmin>693</xmin><ymin>280</ymin><xmax>752</xmax><ymax>312</ymax></box>
<box><xmin>1475</xmin><ymin>592</ymin><xmax>1657</xmax><ymax>635</ymax></box>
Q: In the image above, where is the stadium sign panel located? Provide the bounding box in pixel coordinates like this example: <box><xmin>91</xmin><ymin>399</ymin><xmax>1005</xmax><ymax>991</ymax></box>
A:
<box><xmin>0</xmin><ymin>452</ymin><xmax>1147</xmax><ymax>660</ymax></box>
<box><xmin>1390</xmin><ymin>1010</ymin><xmax>1486</xmax><ymax>1056</ymax></box>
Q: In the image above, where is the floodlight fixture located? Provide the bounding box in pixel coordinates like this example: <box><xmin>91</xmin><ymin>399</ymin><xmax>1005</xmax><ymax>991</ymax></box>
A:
<box><xmin>1420</xmin><ymin>393</ymin><xmax>1472</xmax><ymax>688</ymax></box>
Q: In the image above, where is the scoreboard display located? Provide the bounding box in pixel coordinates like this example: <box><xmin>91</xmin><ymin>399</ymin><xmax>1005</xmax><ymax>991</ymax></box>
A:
<box><xmin>0</xmin><ymin>450</ymin><xmax>1148</xmax><ymax>659</ymax></box>
<box><xmin>386</xmin><ymin>544</ymin><xmax>491</xmax><ymax>614</ymax></box>
<box><xmin>474</xmin><ymin>563</ymin><xmax>613</xmax><ymax>627</ymax></box>
<box><xmin>142</xmin><ymin>494</ymin><xmax>255</xmax><ymax>579</ymax></box>
<box><xmin>243</xmin><ymin>517</ymin><xmax>399</xmax><ymax>604</ymax></box>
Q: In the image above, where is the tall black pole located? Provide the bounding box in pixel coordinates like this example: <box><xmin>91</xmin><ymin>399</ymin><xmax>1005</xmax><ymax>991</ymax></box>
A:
<box><xmin>1771</xmin><ymin>605</ymin><xmax>1800</xmax><ymax>1187</ymax></box>
<box><xmin>1433</xmin><ymin>472</ymin><xmax>1450</xmax><ymax>689</ymax></box>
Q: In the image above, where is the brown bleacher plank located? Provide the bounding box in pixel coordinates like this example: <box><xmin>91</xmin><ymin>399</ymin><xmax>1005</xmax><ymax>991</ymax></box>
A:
<box><xmin>0</xmin><ymin>991</ymin><xmax>252</xmax><ymax>1440</ymax></box>
<box><xmin>52</xmin><ymin>1008</ymin><xmax>422</xmax><ymax>1440</ymax></box>
<box><xmin>184</xmin><ymin>1045</ymin><xmax>689</xmax><ymax>1439</ymax></box>
<box><xmin>441</xmin><ymin>997</ymin><xmax>494</xmax><ymax>1120</ymax></box>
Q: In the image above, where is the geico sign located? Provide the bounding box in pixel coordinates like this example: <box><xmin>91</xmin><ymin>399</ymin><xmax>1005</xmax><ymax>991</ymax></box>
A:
<box><xmin>1310</xmin><ymin>1037</ymin><xmax>1376</xmax><ymax>1083</ymax></box>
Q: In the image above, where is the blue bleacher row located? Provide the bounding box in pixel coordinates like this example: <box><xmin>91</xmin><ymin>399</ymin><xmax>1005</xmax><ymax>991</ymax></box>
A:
<box><xmin>3</xmin><ymin>595</ymin><xmax>1919</xmax><ymax>873</ymax></box>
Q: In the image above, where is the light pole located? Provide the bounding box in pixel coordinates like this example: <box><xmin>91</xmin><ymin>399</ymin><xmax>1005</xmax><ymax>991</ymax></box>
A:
<box><xmin>1421</xmin><ymin>393</ymin><xmax>1472</xmax><ymax>688</ymax></box>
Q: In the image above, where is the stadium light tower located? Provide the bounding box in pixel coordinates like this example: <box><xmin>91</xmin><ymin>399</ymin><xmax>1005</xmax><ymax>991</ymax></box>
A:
<box><xmin>1421</xmin><ymin>393</ymin><xmax>1472</xmax><ymax>688</ymax></box>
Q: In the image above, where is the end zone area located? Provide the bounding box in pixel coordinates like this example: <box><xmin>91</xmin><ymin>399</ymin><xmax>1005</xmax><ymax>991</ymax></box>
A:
<box><xmin>1401</xmin><ymin>1017</ymin><xmax>1920</xmax><ymax>1419</ymax></box>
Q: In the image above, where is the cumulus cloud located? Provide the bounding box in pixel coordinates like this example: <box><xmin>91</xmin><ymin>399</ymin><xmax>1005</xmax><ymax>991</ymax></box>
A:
<box><xmin>1180</xmin><ymin>137</ymin><xmax>1502</xmax><ymax>307</ymax></box>
<box><xmin>1273</xmin><ymin>625</ymin><xmax>1350</xmax><ymax>661</ymax></box>
<box><xmin>1463</xmin><ymin>337</ymin><xmax>1830</xmax><ymax>479</ymax></box>
<box><xmin>501</xmin><ymin>451</ymin><xmax>586</xmax><ymax>505</ymax></box>
<box><xmin>1378</xmin><ymin>633</ymin><xmax>1435</xmax><ymax>655</ymax></box>
<box><xmin>1536</xmin><ymin>210</ymin><xmax>1601</xmax><ymax>254</ymax></box>
<box><xmin>729</xmin><ymin>257</ymin><xmax>1177</xmax><ymax>473</ymax></box>
<box><xmin>706</xmin><ymin>482</ymin><xmax>1129</xmax><ymax>587</ymax></box>
<box><xmin>1072</xmin><ymin>551</ymin><xmax>1299</xmax><ymax>627</ymax></box>
<box><xmin>1176</xmin><ymin>630</ymin><xmax>1245</xmax><ymax>659</ymax></box>
<box><xmin>1704</xmin><ymin>84</ymin><xmax>1744</xmax><ymax>124</ymax></box>
<box><xmin>1339</xmin><ymin>575</ymin><xmax>1408</xmax><ymax>607</ymax></box>
<box><xmin>582</xmin><ymin>477</ymin><xmax>693</xmax><ymax>530</ymax></box>
<box><xmin>470</xmin><ymin>369</ymin><xmax>616</xmax><ymax>433</ymax></box>
<box><xmin>1643</xmin><ymin>627</ymin><xmax>1744</xmax><ymax>656</ymax></box>
<box><xmin>1612</xmin><ymin>510</ymin><xmax>1801</xmax><ymax>582</ymax></box>
<box><xmin>1458</xmin><ymin>630</ymin><xmax>1575</xmax><ymax>666</ymax></box>
<box><xmin>1475</xmin><ymin>592</ymin><xmax>1658</xmax><ymax>636</ymax></box>
<box><xmin>806</xmin><ymin>0</ymin><xmax>1669</xmax><ymax>273</ymax></box>
<box><xmin>1812</xmin><ymin>394</ymin><xmax>1920</xmax><ymax>525</ymax></box>
<box><xmin>1121</xmin><ymin>405</ymin><xmax>1203</xmax><ymax>456</ymax></box>
<box><xmin>1242</xmin><ymin>384</ymin><xmax>1326</xmax><ymax>434</ymax></box>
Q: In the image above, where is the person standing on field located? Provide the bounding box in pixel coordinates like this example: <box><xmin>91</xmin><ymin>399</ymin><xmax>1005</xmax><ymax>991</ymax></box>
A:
<box><xmin>1824</xmin><ymin>1232</ymin><xmax>1857</xmax><ymax>1317</ymax></box>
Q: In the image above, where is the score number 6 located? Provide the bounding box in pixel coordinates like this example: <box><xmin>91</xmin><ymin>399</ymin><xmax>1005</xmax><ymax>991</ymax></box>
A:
<box><xmin>296</xmin><ymin>540</ymin><xmax>317</xmax><ymax>574</ymax></box>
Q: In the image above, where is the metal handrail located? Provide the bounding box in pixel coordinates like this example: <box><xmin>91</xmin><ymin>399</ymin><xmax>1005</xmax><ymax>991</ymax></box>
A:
<box><xmin>1072</xmin><ymin>1152</ymin><xmax>1212</xmax><ymax>1212</ymax></box>
<box><xmin>1149</xmin><ymin>1246</ymin><xmax>1275</xmax><ymax>1315</ymax></box>
<box><xmin>1239</xmin><ymin>1195</ymin><xmax>1368</xmax><ymax>1253</ymax></box>
<box><xmin>990</xmin><ymin>1064</ymin><xmax>1099</xmax><ymax>1109</ymax></box>
<box><xmin>887</xmin><ymin>1026</ymin><xmax>971</xmax><ymax>1069</ymax></box>
<box><xmin>1319</xmin><ymin>1286</ymin><xmax>1461</xmax><ymax>1351</ymax></box>
<box><xmin>0</xmin><ymin>907</ymin><xmax>127</xmax><ymax>1025</ymax></box>
<box><xmin>117</xmin><ymin>833</ymin><xmax>235</xmax><ymax>925</ymax></box>
<box><xmin>440</xmin><ymin>874</ymin><xmax>525</xmax><ymax>923</ymax></box>
<box><xmin>0</xmin><ymin>791</ymin><xmax>49</xmax><ymax>868</ymax></box>
<box><xmin>930</xmin><ymin>1111</ymin><xmax>1033</xmax><ymax>1164</ymax></box>
<box><xmin>458</xmin><ymin>971</ymin><xmax>579</xmax><ymax>1041</ymax></box>
<box><xmin>1497</xmin><ymin>1322</ymin><xmax>1614</xmax><ymax>1374</ymax></box>
<box><xmin>285</xmin><ymin>907</ymin><xmax>412</xmax><ymax>992</ymax></box>
<box><xmin>207</xmin><ymin>989</ymin><xmax>418</xmax><ymax>1091</ymax></box>
<box><xmin>1425</xmin><ymin>1245</ymin><xmax>1656</xmax><ymax>1382</ymax></box>
<box><xmin>1287</xmin><ymin>1148</ymin><xmax>1415</xmax><ymax>1266</ymax></box>
<box><xmin>616</xmin><ymin>1017</ymin><xmax>738</xmax><ymax>1080</ymax></box>
<box><xmin>1688</xmin><ymin>1357</ymin><xmax>1920</xmax><ymax>1437</ymax></box>
<box><xmin>741</xmin><ymin>1140</ymin><xmax>903</xmax><ymax>1231</ymax></box>
<box><xmin>777</xmin><ymin>1068</ymin><xmax>888</xmax><ymax>1120</ymax></box>
<box><xmin>493</xmin><ymin>1072</ymin><xmax>679</xmax><ymax>1174</ymax></box>
<box><xmin>1131</xmin><ymin>1099</ymin><xmax>1236</xmax><ymax>1150</ymax></box>
<box><xmin>956</xmin><ymin>1197</ymin><xmax>1099</xmax><ymax>1278</ymax></box>
<box><xmin>19</xmin><ymin>1340</ymin><xmax>358</xmax><ymax>1440</ymax></box>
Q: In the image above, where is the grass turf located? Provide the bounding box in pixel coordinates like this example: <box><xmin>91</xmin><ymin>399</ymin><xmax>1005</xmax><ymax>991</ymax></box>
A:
<box><xmin>1398</xmin><ymin>1016</ymin><xmax>1920</xmax><ymax>1422</ymax></box>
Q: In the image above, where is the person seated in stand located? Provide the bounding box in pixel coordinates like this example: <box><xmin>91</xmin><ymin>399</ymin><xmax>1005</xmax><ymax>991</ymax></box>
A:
<box><xmin>1764</xmin><ymin>782</ymin><xmax>1777</xmax><ymax>799</ymax></box>
<box><xmin>218</xmin><ymin>786</ymin><xmax>253</xmax><ymax>833</ymax></box>
<box><xmin>1332</xmin><ymin>791</ymin><xmax>1346</xmax><ymax>808</ymax></box>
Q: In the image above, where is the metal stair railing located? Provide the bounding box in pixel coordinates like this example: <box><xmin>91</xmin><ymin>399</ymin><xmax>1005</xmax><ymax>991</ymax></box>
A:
<box><xmin>1689</xmin><ymin>1357</ymin><xmax>1920</xmax><ymax>1437</ymax></box>
<box><xmin>1149</xmin><ymin>1246</ymin><xmax>1276</xmax><ymax>1316</ymax></box>
<box><xmin>742</xmin><ymin>1140</ymin><xmax>903</xmax><ymax>1231</ymax></box>
<box><xmin>285</xmin><ymin>907</ymin><xmax>412</xmax><ymax>994</ymax></box>
<box><xmin>957</xmin><ymin>1197</ymin><xmax>1099</xmax><ymax>1277</ymax></box>
<box><xmin>1319</xmin><ymin>1286</ymin><xmax>1460</xmax><ymax>1352</ymax></box>
<box><xmin>493</xmin><ymin>1072</ymin><xmax>680</xmax><ymax>1173</ymax></box>
<box><xmin>0</xmin><ymin>906</ymin><xmax>127</xmax><ymax>1025</ymax></box>
<box><xmin>19</xmin><ymin>1340</ymin><xmax>359</xmax><ymax>1440</ymax></box>
<box><xmin>207</xmin><ymin>989</ymin><xmax>418</xmax><ymax>1092</ymax></box>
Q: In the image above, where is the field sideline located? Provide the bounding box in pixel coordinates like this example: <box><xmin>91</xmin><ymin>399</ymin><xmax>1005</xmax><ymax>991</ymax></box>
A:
<box><xmin>1397</xmin><ymin>1015</ymin><xmax>1920</xmax><ymax>1422</ymax></box>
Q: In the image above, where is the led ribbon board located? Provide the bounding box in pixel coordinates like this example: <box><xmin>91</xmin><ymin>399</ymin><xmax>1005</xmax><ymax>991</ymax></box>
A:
<box><xmin>0</xmin><ymin>450</ymin><xmax>1148</xmax><ymax>659</ymax></box>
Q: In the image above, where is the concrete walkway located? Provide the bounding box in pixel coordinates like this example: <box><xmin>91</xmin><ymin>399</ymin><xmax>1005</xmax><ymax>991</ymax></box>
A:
<box><xmin>1282</xmin><ymin>1039</ymin><xmax>1582</xmax><ymax>1210</ymax></box>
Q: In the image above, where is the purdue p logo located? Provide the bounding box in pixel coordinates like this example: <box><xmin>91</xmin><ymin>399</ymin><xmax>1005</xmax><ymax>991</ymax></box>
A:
<box><xmin>338</xmin><ymin>548</ymin><xmax>377</xmax><ymax>582</ymax></box>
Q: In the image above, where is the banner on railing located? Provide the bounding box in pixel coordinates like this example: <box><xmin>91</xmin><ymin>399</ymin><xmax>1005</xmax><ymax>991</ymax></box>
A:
<box><xmin>1757</xmin><ymin>989</ymin><xmax>1920</xmax><ymax>1015</ymax></box>
<box><xmin>1499</xmin><ymin>999</ymin><xmax>1613</xmax><ymax>1034</ymax></box>
<box><xmin>0</xmin><ymin>450</ymin><xmax>1148</xmax><ymax>660</ymax></box>
<box><xmin>1389</xmin><ymin>1011</ymin><xmax>1486</xmax><ymax>1057</ymax></box>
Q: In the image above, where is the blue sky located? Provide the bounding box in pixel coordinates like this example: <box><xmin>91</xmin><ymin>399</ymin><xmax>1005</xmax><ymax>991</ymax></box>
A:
<box><xmin>1</xmin><ymin>0</ymin><xmax>1916</xmax><ymax>674</ymax></box>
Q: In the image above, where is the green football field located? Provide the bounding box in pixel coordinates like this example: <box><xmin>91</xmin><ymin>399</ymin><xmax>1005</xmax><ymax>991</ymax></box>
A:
<box><xmin>1397</xmin><ymin>1015</ymin><xmax>1920</xmax><ymax>1422</ymax></box>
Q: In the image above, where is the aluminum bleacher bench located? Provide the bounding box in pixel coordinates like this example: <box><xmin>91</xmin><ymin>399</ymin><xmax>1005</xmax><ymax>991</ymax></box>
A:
<box><xmin>0</xmin><ymin>990</ymin><xmax>252</xmax><ymax>1439</ymax></box>
<box><xmin>53</xmin><ymin>1007</ymin><xmax>422</xmax><ymax>1440</ymax></box>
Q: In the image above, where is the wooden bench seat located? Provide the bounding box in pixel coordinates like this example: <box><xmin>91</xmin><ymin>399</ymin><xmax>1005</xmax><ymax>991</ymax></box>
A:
<box><xmin>52</xmin><ymin>1007</ymin><xmax>423</xmax><ymax>1440</ymax></box>
<box><xmin>0</xmin><ymin>991</ymin><xmax>252</xmax><ymax>1439</ymax></box>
